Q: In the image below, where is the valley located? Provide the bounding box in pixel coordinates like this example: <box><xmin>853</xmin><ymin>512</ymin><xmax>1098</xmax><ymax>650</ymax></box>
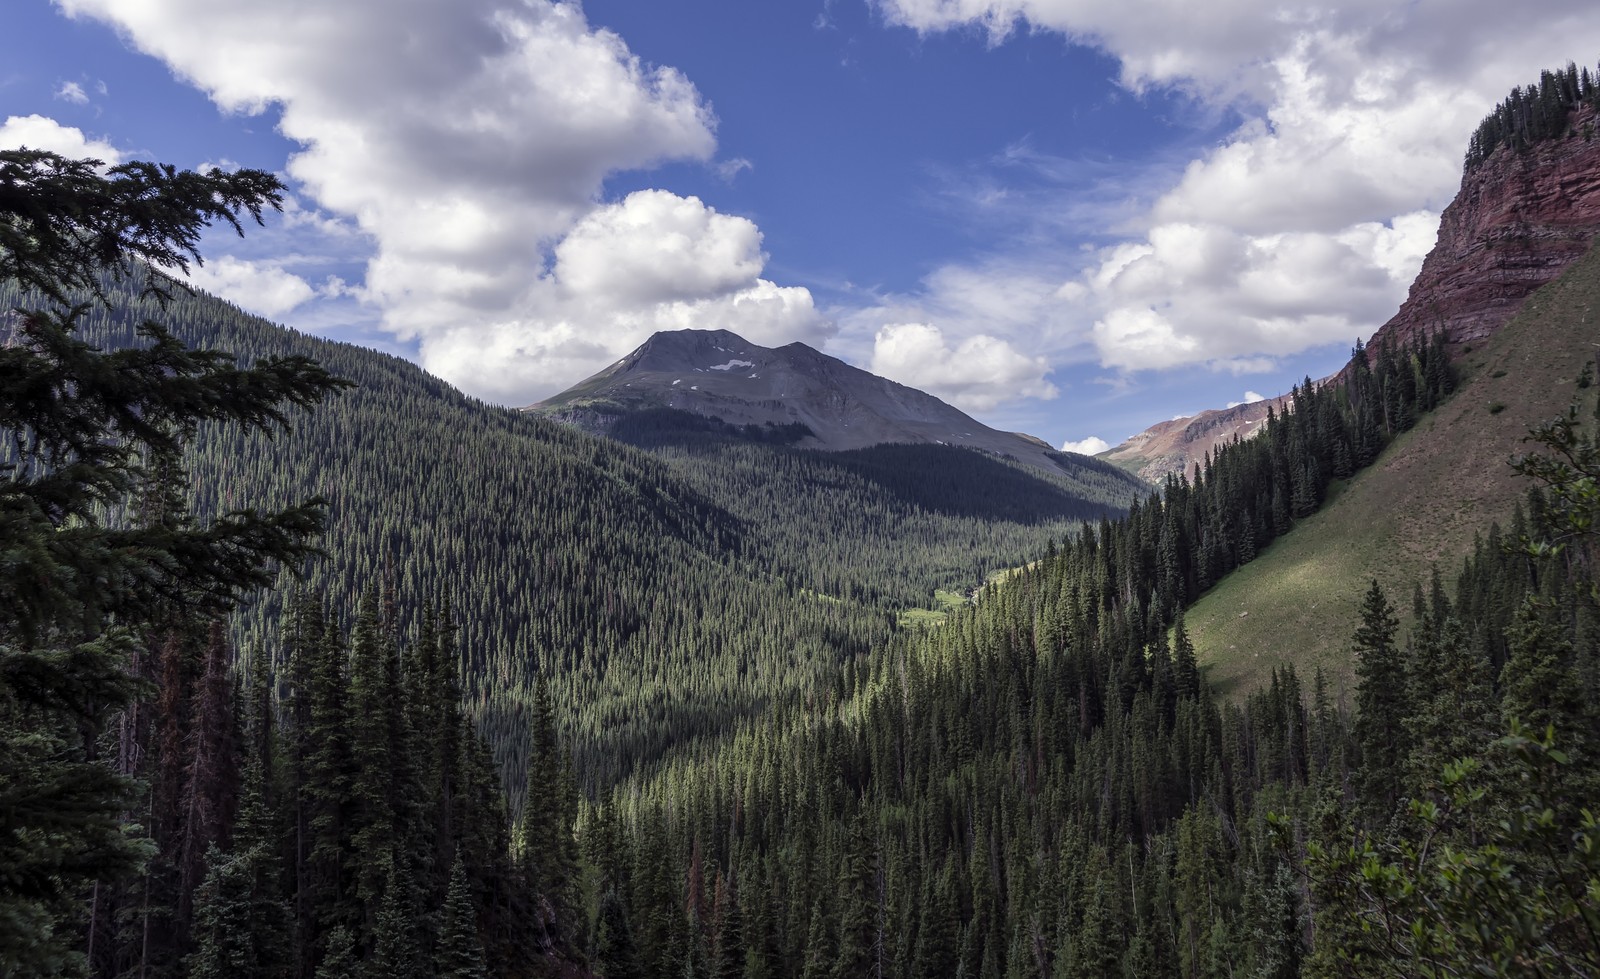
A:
<box><xmin>3</xmin><ymin>53</ymin><xmax>1599</xmax><ymax>979</ymax></box>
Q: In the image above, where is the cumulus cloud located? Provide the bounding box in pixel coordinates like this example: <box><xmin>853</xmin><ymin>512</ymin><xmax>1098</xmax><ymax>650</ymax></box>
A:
<box><xmin>60</xmin><ymin>0</ymin><xmax>823</xmax><ymax>402</ymax></box>
<box><xmin>1226</xmin><ymin>390</ymin><xmax>1265</xmax><ymax>409</ymax></box>
<box><xmin>823</xmin><ymin>249</ymin><xmax>1108</xmax><ymax>421</ymax></box>
<box><xmin>1080</xmin><ymin>213</ymin><xmax>1436</xmax><ymax>370</ymax></box>
<box><xmin>185</xmin><ymin>255</ymin><xmax>316</xmax><ymax>319</ymax></box>
<box><xmin>870</xmin><ymin>322</ymin><xmax>1057</xmax><ymax>412</ymax></box>
<box><xmin>874</xmin><ymin>0</ymin><xmax>1600</xmax><ymax>375</ymax></box>
<box><xmin>1060</xmin><ymin>435</ymin><xmax>1110</xmax><ymax>455</ymax></box>
<box><xmin>0</xmin><ymin>114</ymin><xmax>122</xmax><ymax>161</ymax></box>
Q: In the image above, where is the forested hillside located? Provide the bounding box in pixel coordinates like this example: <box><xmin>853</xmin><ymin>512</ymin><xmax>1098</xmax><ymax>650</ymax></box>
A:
<box><xmin>598</xmin><ymin>408</ymin><xmax>1142</xmax><ymax>611</ymax></box>
<box><xmin>0</xmin><ymin>274</ymin><xmax>1137</xmax><ymax>787</ymax></box>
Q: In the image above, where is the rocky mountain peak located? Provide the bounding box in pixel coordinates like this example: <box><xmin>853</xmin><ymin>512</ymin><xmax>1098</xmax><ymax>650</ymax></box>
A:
<box><xmin>527</xmin><ymin>329</ymin><xmax>1074</xmax><ymax>475</ymax></box>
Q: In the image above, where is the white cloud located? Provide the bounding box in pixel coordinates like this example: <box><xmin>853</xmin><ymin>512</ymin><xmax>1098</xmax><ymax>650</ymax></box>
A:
<box><xmin>823</xmin><ymin>249</ymin><xmax>1107</xmax><ymax>423</ymax></box>
<box><xmin>872</xmin><ymin>0</ymin><xmax>1600</xmax><ymax>375</ymax></box>
<box><xmin>60</xmin><ymin>0</ymin><xmax>823</xmax><ymax>402</ymax></box>
<box><xmin>421</xmin><ymin>190</ymin><xmax>829</xmax><ymax>403</ymax></box>
<box><xmin>715</xmin><ymin>157</ymin><xmax>753</xmax><ymax>181</ymax></box>
<box><xmin>553</xmin><ymin>190</ymin><xmax>764</xmax><ymax>306</ymax></box>
<box><xmin>0</xmin><ymin>114</ymin><xmax>122</xmax><ymax>162</ymax></box>
<box><xmin>1060</xmin><ymin>435</ymin><xmax>1110</xmax><ymax>455</ymax></box>
<box><xmin>185</xmin><ymin>255</ymin><xmax>316</xmax><ymax>319</ymax></box>
<box><xmin>870</xmin><ymin>322</ymin><xmax>1057</xmax><ymax>412</ymax></box>
<box><xmin>1226</xmin><ymin>390</ymin><xmax>1265</xmax><ymax>409</ymax></box>
<box><xmin>1079</xmin><ymin>213</ymin><xmax>1436</xmax><ymax>370</ymax></box>
<box><xmin>55</xmin><ymin>81</ymin><xmax>89</xmax><ymax>105</ymax></box>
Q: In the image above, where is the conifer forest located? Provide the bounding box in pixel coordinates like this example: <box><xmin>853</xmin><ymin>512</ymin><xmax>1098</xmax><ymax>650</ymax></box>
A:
<box><xmin>3</xmin><ymin>64</ymin><xmax>1600</xmax><ymax>979</ymax></box>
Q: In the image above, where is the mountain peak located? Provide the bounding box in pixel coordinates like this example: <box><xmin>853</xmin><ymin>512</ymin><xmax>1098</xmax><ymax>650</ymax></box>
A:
<box><xmin>528</xmin><ymin>328</ymin><xmax>1073</xmax><ymax>475</ymax></box>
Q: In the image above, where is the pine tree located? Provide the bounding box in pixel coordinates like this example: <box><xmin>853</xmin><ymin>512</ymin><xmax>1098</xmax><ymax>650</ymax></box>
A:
<box><xmin>516</xmin><ymin>677</ymin><xmax>579</xmax><ymax>929</ymax></box>
<box><xmin>596</xmin><ymin>886</ymin><xmax>643</xmax><ymax>979</ymax></box>
<box><xmin>1172</xmin><ymin>615</ymin><xmax>1200</xmax><ymax>702</ymax></box>
<box><xmin>1404</xmin><ymin>617</ymin><xmax>1496</xmax><ymax>791</ymax></box>
<box><xmin>314</xmin><ymin>926</ymin><xmax>359</xmax><ymax>979</ymax></box>
<box><xmin>368</xmin><ymin>862</ymin><xmax>426</xmax><ymax>979</ymax></box>
<box><xmin>1351</xmin><ymin>580</ymin><xmax>1408</xmax><ymax>819</ymax></box>
<box><xmin>798</xmin><ymin>903</ymin><xmax>830</xmax><ymax>979</ymax></box>
<box><xmin>305</xmin><ymin>610</ymin><xmax>358</xmax><ymax>942</ymax></box>
<box><xmin>436</xmin><ymin>859</ymin><xmax>489</xmax><ymax>979</ymax></box>
<box><xmin>831</xmin><ymin>815</ymin><xmax>878</xmax><ymax>979</ymax></box>
<box><xmin>186</xmin><ymin>844</ymin><xmax>256</xmax><ymax>979</ymax></box>
<box><xmin>347</xmin><ymin>585</ymin><xmax>398</xmax><ymax>916</ymax></box>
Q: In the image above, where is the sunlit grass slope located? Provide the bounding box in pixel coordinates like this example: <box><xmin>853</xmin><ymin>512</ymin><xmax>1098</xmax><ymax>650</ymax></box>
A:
<box><xmin>1188</xmin><ymin>243</ymin><xmax>1600</xmax><ymax>700</ymax></box>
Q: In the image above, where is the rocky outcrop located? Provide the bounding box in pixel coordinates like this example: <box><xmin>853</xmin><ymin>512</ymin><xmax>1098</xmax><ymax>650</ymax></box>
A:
<box><xmin>1371</xmin><ymin>104</ymin><xmax>1600</xmax><ymax>351</ymax></box>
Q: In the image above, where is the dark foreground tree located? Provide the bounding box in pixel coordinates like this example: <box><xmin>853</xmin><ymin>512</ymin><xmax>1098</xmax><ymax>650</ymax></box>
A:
<box><xmin>0</xmin><ymin>148</ymin><xmax>347</xmax><ymax>977</ymax></box>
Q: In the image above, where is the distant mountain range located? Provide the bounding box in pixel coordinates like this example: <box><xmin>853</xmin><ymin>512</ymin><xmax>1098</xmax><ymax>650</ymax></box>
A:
<box><xmin>527</xmin><ymin>328</ymin><xmax>1083</xmax><ymax>477</ymax></box>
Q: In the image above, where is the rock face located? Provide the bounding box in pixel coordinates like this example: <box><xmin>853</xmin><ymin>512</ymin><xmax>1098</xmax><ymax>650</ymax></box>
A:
<box><xmin>527</xmin><ymin>328</ymin><xmax>1076</xmax><ymax>476</ymax></box>
<box><xmin>1106</xmin><ymin>106</ymin><xmax>1600</xmax><ymax>483</ymax></box>
<box><xmin>1371</xmin><ymin>104</ymin><xmax>1600</xmax><ymax>351</ymax></box>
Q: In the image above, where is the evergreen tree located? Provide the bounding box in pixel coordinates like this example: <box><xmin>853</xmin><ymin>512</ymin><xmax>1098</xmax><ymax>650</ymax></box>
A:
<box><xmin>0</xmin><ymin>148</ymin><xmax>345</xmax><ymax>978</ymax></box>
<box><xmin>595</xmin><ymin>887</ymin><xmax>643</xmax><ymax>979</ymax></box>
<box><xmin>1351</xmin><ymin>580</ymin><xmax>1408</xmax><ymax>818</ymax></box>
<box><xmin>516</xmin><ymin>677</ymin><xmax>579</xmax><ymax>927</ymax></box>
<box><xmin>185</xmin><ymin>844</ymin><xmax>252</xmax><ymax>979</ymax></box>
<box><xmin>314</xmin><ymin>926</ymin><xmax>359</xmax><ymax>979</ymax></box>
<box><xmin>436</xmin><ymin>859</ymin><xmax>489</xmax><ymax>979</ymax></box>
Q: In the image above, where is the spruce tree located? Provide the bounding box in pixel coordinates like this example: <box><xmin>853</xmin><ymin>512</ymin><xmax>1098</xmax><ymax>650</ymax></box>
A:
<box><xmin>185</xmin><ymin>844</ymin><xmax>255</xmax><ymax>979</ymax></box>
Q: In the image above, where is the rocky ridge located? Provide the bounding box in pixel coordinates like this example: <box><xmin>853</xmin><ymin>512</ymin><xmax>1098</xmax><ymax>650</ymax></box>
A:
<box><xmin>1101</xmin><ymin>397</ymin><xmax>1290</xmax><ymax>484</ymax></box>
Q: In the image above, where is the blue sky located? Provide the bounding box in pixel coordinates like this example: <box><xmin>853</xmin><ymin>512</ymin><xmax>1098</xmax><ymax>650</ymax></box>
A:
<box><xmin>5</xmin><ymin>1</ymin><xmax>1599</xmax><ymax>450</ymax></box>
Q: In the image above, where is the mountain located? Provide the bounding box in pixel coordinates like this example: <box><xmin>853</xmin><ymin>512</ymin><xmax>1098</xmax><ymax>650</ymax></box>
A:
<box><xmin>1370</xmin><ymin>102</ymin><xmax>1600</xmax><ymax>352</ymax></box>
<box><xmin>1103</xmin><ymin>102</ymin><xmax>1600</xmax><ymax>484</ymax></box>
<box><xmin>1099</xmin><ymin>396</ymin><xmax>1288</xmax><ymax>483</ymax></box>
<box><xmin>526</xmin><ymin>329</ymin><xmax>1148</xmax><ymax>621</ymax></box>
<box><xmin>527</xmin><ymin>328</ymin><xmax>1077</xmax><ymax>476</ymax></box>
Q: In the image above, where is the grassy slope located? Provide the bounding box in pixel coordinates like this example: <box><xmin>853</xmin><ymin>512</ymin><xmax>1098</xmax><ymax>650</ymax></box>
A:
<box><xmin>1187</xmin><ymin>243</ymin><xmax>1600</xmax><ymax>700</ymax></box>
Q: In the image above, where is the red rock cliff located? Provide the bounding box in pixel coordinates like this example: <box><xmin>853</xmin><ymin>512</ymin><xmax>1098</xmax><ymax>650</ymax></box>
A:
<box><xmin>1370</xmin><ymin>104</ymin><xmax>1600</xmax><ymax>351</ymax></box>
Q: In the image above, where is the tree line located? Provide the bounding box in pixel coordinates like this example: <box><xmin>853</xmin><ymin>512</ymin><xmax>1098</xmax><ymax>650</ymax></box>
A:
<box><xmin>1465</xmin><ymin>58</ymin><xmax>1600</xmax><ymax>170</ymax></box>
